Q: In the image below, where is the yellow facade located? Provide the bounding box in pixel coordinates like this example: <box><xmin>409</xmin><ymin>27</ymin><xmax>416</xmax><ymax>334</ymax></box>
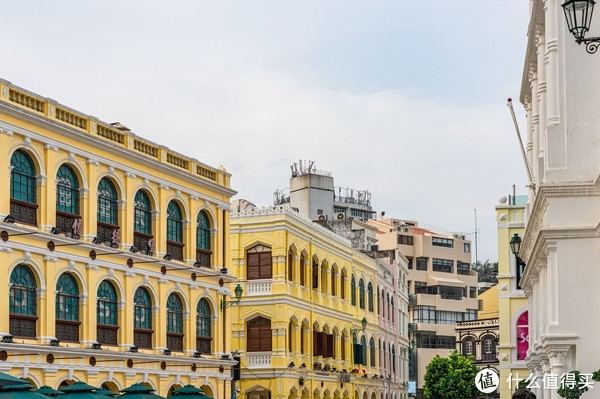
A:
<box><xmin>230</xmin><ymin>207</ymin><xmax>405</xmax><ymax>399</ymax></box>
<box><xmin>0</xmin><ymin>79</ymin><xmax>236</xmax><ymax>397</ymax></box>
<box><xmin>496</xmin><ymin>196</ymin><xmax>528</xmax><ymax>399</ymax></box>
<box><xmin>478</xmin><ymin>284</ymin><xmax>499</xmax><ymax>319</ymax></box>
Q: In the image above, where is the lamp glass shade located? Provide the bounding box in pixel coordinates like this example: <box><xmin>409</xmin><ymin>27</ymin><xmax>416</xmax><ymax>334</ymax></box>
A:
<box><xmin>562</xmin><ymin>0</ymin><xmax>596</xmax><ymax>41</ymax></box>
<box><xmin>510</xmin><ymin>233</ymin><xmax>522</xmax><ymax>256</ymax></box>
<box><xmin>361</xmin><ymin>317</ymin><xmax>368</xmax><ymax>330</ymax></box>
<box><xmin>234</xmin><ymin>284</ymin><xmax>243</xmax><ymax>300</ymax></box>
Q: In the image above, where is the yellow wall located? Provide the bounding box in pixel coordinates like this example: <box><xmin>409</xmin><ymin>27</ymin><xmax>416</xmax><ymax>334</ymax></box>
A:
<box><xmin>0</xmin><ymin>80</ymin><xmax>236</xmax><ymax>397</ymax></box>
<box><xmin>230</xmin><ymin>209</ymin><xmax>406</xmax><ymax>399</ymax></box>
<box><xmin>478</xmin><ymin>284</ymin><xmax>499</xmax><ymax>319</ymax></box>
<box><xmin>496</xmin><ymin>198</ymin><xmax>528</xmax><ymax>399</ymax></box>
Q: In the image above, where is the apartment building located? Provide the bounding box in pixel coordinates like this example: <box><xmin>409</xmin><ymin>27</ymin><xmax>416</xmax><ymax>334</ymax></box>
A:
<box><xmin>367</xmin><ymin>218</ymin><xmax>478</xmax><ymax>399</ymax></box>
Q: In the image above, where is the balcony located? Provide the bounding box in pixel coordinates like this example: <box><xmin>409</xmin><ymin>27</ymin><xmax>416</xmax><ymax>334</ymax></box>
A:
<box><xmin>246</xmin><ymin>352</ymin><xmax>272</xmax><ymax>368</ymax></box>
<box><xmin>10</xmin><ymin>200</ymin><xmax>37</xmax><ymax>226</ymax></box>
<box><xmin>166</xmin><ymin>241</ymin><xmax>184</xmax><ymax>261</ymax></box>
<box><xmin>245</xmin><ymin>281</ymin><xmax>272</xmax><ymax>296</ymax></box>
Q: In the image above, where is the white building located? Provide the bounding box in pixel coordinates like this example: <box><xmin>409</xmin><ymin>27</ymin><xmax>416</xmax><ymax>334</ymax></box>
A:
<box><xmin>519</xmin><ymin>1</ymin><xmax>600</xmax><ymax>398</ymax></box>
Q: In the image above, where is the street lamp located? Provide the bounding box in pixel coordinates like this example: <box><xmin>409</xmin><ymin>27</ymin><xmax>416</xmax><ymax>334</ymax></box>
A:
<box><xmin>510</xmin><ymin>234</ymin><xmax>526</xmax><ymax>290</ymax></box>
<box><xmin>349</xmin><ymin>317</ymin><xmax>368</xmax><ymax>334</ymax></box>
<box><xmin>220</xmin><ymin>284</ymin><xmax>243</xmax><ymax>310</ymax></box>
<box><xmin>562</xmin><ymin>0</ymin><xmax>600</xmax><ymax>53</ymax></box>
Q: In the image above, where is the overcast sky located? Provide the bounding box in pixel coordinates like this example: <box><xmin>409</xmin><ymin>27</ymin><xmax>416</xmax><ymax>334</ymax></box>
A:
<box><xmin>3</xmin><ymin>1</ymin><xmax>529</xmax><ymax>262</ymax></box>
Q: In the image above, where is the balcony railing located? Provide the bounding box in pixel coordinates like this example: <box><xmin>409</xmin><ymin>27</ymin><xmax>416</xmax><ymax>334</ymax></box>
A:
<box><xmin>10</xmin><ymin>200</ymin><xmax>37</xmax><ymax>226</ymax></box>
<box><xmin>96</xmin><ymin>223</ymin><xmax>120</xmax><ymax>247</ymax></box>
<box><xmin>195</xmin><ymin>249</ymin><xmax>212</xmax><ymax>267</ymax></box>
<box><xmin>56</xmin><ymin>320</ymin><xmax>80</xmax><ymax>342</ymax></box>
<box><xmin>134</xmin><ymin>232</ymin><xmax>154</xmax><ymax>256</ymax></box>
<box><xmin>167</xmin><ymin>332</ymin><xmax>184</xmax><ymax>351</ymax></box>
<box><xmin>97</xmin><ymin>325</ymin><xmax>118</xmax><ymax>346</ymax></box>
<box><xmin>9</xmin><ymin>315</ymin><xmax>37</xmax><ymax>338</ymax></box>
<box><xmin>166</xmin><ymin>241</ymin><xmax>184</xmax><ymax>261</ymax></box>
<box><xmin>134</xmin><ymin>329</ymin><xmax>153</xmax><ymax>349</ymax></box>
<box><xmin>56</xmin><ymin>212</ymin><xmax>82</xmax><ymax>238</ymax></box>
<box><xmin>196</xmin><ymin>336</ymin><xmax>212</xmax><ymax>354</ymax></box>
<box><xmin>245</xmin><ymin>281</ymin><xmax>272</xmax><ymax>296</ymax></box>
<box><xmin>246</xmin><ymin>353</ymin><xmax>272</xmax><ymax>368</ymax></box>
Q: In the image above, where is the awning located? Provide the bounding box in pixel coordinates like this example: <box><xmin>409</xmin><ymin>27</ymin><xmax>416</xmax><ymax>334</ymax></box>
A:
<box><xmin>428</xmin><ymin>276</ymin><xmax>466</xmax><ymax>287</ymax></box>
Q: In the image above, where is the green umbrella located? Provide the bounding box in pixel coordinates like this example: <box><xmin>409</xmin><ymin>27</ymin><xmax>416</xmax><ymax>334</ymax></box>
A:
<box><xmin>168</xmin><ymin>385</ymin><xmax>213</xmax><ymax>399</ymax></box>
<box><xmin>118</xmin><ymin>384</ymin><xmax>165</xmax><ymax>399</ymax></box>
<box><xmin>95</xmin><ymin>389</ymin><xmax>118</xmax><ymax>397</ymax></box>
<box><xmin>35</xmin><ymin>386</ymin><xmax>64</xmax><ymax>396</ymax></box>
<box><xmin>59</xmin><ymin>382</ymin><xmax>114</xmax><ymax>399</ymax></box>
<box><xmin>0</xmin><ymin>383</ymin><xmax>51</xmax><ymax>399</ymax></box>
<box><xmin>0</xmin><ymin>372</ymin><xmax>29</xmax><ymax>388</ymax></box>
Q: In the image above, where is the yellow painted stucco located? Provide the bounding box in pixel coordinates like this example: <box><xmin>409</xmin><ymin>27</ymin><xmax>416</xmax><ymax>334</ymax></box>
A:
<box><xmin>0</xmin><ymin>80</ymin><xmax>236</xmax><ymax>397</ymax></box>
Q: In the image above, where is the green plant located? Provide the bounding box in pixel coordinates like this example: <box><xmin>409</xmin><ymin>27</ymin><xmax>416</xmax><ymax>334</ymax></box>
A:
<box><xmin>591</xmin><ymin>369</ymin><xmax>600</xmax><ymax>381</ymax></box>
<box><xmin>557</xmin><ymin>371</ymin><xmax>588</xmax><ymax>399</ymax></box>
<box><xmin>423</xmin><ymin>351</ymin><xmax>479</xmax><ymax>399</ymax></box>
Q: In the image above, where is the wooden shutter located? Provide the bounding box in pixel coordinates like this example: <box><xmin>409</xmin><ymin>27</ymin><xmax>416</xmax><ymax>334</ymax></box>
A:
<box><xmin>312</xmin><ymin>264</ymin><xmax>319</xmax><ymax>289</ymax></box>
<box><xmin>247</xmin><ymin>322</ymin><xmax>261</xmax><ymax>352</ymax></box>
<box><xmin>259</xmin><ymin>324</ymin><xmax>272</xmax><ymax>351</ymax></box>
<box><xmin>353</xmin><ymin>343</ymin><xmax>362</xmax><ymax>364</ymax></box>
<box><xmin>247</xmin><ymin>253</ymin><xmax>261</xmax><ymax>281</ymax></box>
<box><xmin>326</xmin><ymin>334</ymin><xmax>334</xmax><ymax>358</ymax></box>
<box><xmin>259</xmin><ymin>252</ymin><xmax>272</xmax><ymax>279</ymax></box>
<box><xmin>313</xmin><ymin>331</ymin><xmax>318</xmax><ymax>355</ymax></box>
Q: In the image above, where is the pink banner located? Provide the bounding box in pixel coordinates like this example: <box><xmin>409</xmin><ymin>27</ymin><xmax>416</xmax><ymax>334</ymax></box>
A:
<box><xmin>516</xmin><ymin>311</ymin><xmax>529</xmax><ymax>361</ymax></box>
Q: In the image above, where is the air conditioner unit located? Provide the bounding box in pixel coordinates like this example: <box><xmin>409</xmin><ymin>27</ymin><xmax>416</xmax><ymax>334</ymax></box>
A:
<box><xmin>317</xmin><ymin>214</ymin><xmax>327</xmax><ymax>221</ymax></box>
<box><xmin>335</xmin><ymin>212</ymin><xmax>345</xmax><ymax>220</ymax></box>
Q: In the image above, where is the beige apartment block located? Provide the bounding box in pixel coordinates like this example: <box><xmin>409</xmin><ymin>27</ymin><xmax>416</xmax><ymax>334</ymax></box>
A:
<box><xmin>367</xmin><ymin>217</ymin><xmax>478</xmax><ymax>399</ymax></box>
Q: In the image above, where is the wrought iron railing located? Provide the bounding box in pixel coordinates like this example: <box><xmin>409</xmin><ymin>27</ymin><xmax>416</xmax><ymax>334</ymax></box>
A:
<box><xmin>196</xmin><ymin>336</ymin><xmax>212</xmax><ymax>354</ymax></box>
<box><xmin>167</xmin><ymin>332</ymin><xmax>184</xmax><ymax>351</ymax></box>
<box><xmin>56</xmin><ymin>320</ymin><xmax>80</xmax><ymax>342</ymax></box>
<box><xmin>97</xmin><ymin>223</ymin><xmax>120</xmax><ymax>247</ymax></box>
<box><xmin>56</xmin><ymin>212</ymin><xmax>81</xmax><ymax>238</ymax></box>
<box><xmin>10</xmin><ymin>200</ymin><xmax>37</xmax><ymax>226</ymax></box>
<box><xmin>9</xmin><ymin>315</ymin><xmax>37</xmax><ymax>338</ymax></box>
<box><xmin>134</xmin><ymin>329</ymin><xmax>153</xmax><ymax>349</ymax></box>
<box><xmin>195</xmin><ymin>249</ymin><xmax>212</xmax><ymax>267</ymax></box>
<box><xmin>97</xmin><ymin>325</ymin><xmax>118</xmax><ymax>346</ymax></box>
<box><xmin>167</xmin><ymin>241</ymin><xmax>184</xmax><ymax>261</ymax></box>
<box><xmin>134</xmin><ymin>232</ymin><xmax>154</xmax><ymax>256</ymax></box>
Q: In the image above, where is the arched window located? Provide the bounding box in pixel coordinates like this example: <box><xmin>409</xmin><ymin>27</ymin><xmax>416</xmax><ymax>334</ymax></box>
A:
<box><xmin>133</xmin><ymin>190</ymin><xmax>153</xmax><ymax>255</ymax></box>
<box><xmin>247</xmin><ymin>317</ymin><xmax>272</xmax><ymax>352</ymax></box>
<box><xmin>10</xmin><ymin>150</ymin><xmax>37</xmax><ymax>225</ymax></box>
<box><xmin>320</xmin><ymin>262</ymin><xmax>328</xmax><ymax>294</ymax></box>
<box><xmin>359</xmin><ymin>279</ymin><xmax>365</xmax><ymax>310</ymax></box>
<box><xmin>369</xmin><ymin>337</ymin><xmax>376</xmax><ymax>367</ymax></box>
<box><xmin>167</xmin><ymin>293</ymin><xmax>184</xmax><ymax>351</ymax></box>
<box><xmin>462</xmin><ymin>336</ymin><xmax>475</xmax><ymax>357</ymax></box>
<box><xmin>288</xmin><ymin>320</ymin><xmax>293</xmax><ymax>352</ymax></box>
<box><xmin>287</xmin><ymin>249</ymin><xmax>294</xmax><ymax>282</ymax></box>
<box><xmin>367</xmin><ymin>283</ymin><xmax>374</xmax><ymax>312</ymax></box>
<box><xmin>360</xmin><ymin>336</ymin><xmax>367</xmax><ymax>366</ymax></box>
<box><xmin>387</xmin><ymin>293</ymin><xmax>391</xmax><ymax>319</ymax></box>
<box><xmin>377</xmin><ymin>287</ymin><xmax>381</xmax><ymax>315</ymax></box>
<box><xmin>392</xmin><ymin>345</ymin><xmax>396</xmax><ymax>373</ymax></box>
<box><xmin>166</xmin><ymin>201</ymin><xmax>184</xmax><ymax>261</ymax></box>
<box><xmin>481</xmin><ymin>334</ymin><xmax>497</xmax><ymax>361</ymax></box>
<box><xmin>312</xmin><ymin>257</ymin><xmax>319</xmax><ymax>289</ymax></box>
<box><xmin>341</xmin><ymin>333</ymin><xmax>347</xmax><ymax>360</ymax></box>
<box><xmin>56</xmin><ymin>274</ymin><xmax>80</xmax><ymax>342</ymax></box>
<box><xmin>247</xmin><ymin>245</ymin><xmax>272</xmax><ymax>280</ymax></box>
<box><xmin>331</xmin><ymin>266</ymin><xmax>337</xmax><ymax>296</ymax></box>
<box><xmin>97</xmin><ymin>178</ymin><xmax>119</xmax><ymax>246</ymax></box>
<box><xmin>300</xmin><ymin>323</ymin><xmax>306</xmax><ymax>354</ymax></box>
<box><xmin>391</xmin><ymin>298</ymin><xmax>395</xmax><ymax>323</ymax></box>
<box><xmin>196</xmin><ymin>299</ymin><xmax>212</xmax><ymax>354</ymax></box>
<box><xmin>134</xmin><ymin>287</ymin><xmax>153</xmax><ymax>349</ymax></box>
<box><xmin>351</xmin><ymin>276</ymin><xmax>357</xmax><ymax>306</ymax></box>
<box><xmin>196</xmin><ymin>211</ymin><xmax>212</xmax><ymax>267</ymax></box>
<box><xmin>97</xmin><ymin>280</ymin><xmax>118</xmax><ymax>345</ymax></box>
<box><xmin>9</xmin><ymin>264</ymin><xmax>37</xmax><ymax>338</ymax></box>
<box><xmin>56</xmin><ymin>165</ymin><xmax>81</xmax><ymax>236</ymax></box>
<box><xmin>341</xmin><ymin>270</ymin><xmax>346</xmax><ymax>299</ymax></box>
<box><xmin>299</xmin><ymin>253</ymin><xmax>306</xmax><ymax>286</ymax></box>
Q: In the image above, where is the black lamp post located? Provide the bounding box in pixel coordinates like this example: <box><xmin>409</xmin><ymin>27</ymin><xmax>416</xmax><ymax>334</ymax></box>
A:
<box><xmin>562</xmin><ymin>0</ymin><xmax>600</xmax><ymax>53</ymax></box>
<box><xmin>510</xmin><ymin>233</ymin><xmax>526</xmax><ymax>290</ymax></box>
<box><xmin>220</xmin><ymin>284</ymin><xmax>244</xmax><ymax>310</ymax></box>
<box><xmin>350</xmin><ymin>317</ymin><xmax>368</xmax><ymax>334</ymax></box>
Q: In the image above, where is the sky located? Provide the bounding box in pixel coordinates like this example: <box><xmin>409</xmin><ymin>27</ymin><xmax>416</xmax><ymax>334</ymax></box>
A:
<box><xmin>2</xmin><ymin>1</ymin><xmax>529</xmax><ymax>262</ymax></box>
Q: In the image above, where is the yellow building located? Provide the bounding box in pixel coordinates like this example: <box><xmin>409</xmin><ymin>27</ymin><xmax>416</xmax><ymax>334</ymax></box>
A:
<box><xmin>495</xmin><ymin>195</ymin><xmax>528</xmax><ymax>399</ymax></box>
<box><xmin>0</xmin><ymin>79</ymin><xmax>237</xmax><ymax>397</ymax></box>
<box><xmin>229</xmin><ymin>206</ymin><xmax>406</xmax><ymax>399</ymax></box>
